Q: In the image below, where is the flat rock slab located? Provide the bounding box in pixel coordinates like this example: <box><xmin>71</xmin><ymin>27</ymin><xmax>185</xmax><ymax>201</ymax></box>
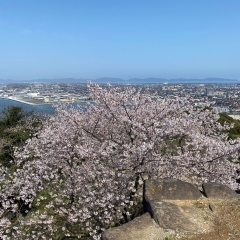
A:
<box><xmin>144</xmin><ymin>178</ymin><xmax>202</xmax><ymax>202</ymax></box>
<box><xmin>202</xmin><ymin>182</ymin><xmax>240</xmax><ymax>199</ymax></box>
<box><xmin>149</xmin><ymin>200</ymin><xmax>214</xmax><ymax>237</ymax></box>
<box><xmin>102</xmin><ymin>213</ymin><xmax>172</xmax><ymax>240</ymax></box>
<box><xmin>149</xmin><ymin>201</ymin><xmax>198</xmax><ymax>232</ymax></box>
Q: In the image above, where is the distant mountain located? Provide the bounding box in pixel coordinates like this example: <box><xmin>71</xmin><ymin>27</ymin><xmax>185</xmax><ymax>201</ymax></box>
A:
<box><xmin>128</xmin><ymin>77</ymin><xmax>239</xmax><ymax>84</ymax></box>
<box><xmin>0</xmin><ymin>79</ymin><xmax>21</xmax><ymax>84</ymax></box>
<box><xmin>28</xmin><ymin>78</ymin><xmax>89</xmax><ymax>84</ymax></box>
<box><xmin>93</xmin><ymin>77</ymin><xmax>127</xmax><ymax>84</ymax></box>
<box><xmin>0</xmin><ymin>77</ymin><xmax>239</xmax><ymax>84</ymax></box>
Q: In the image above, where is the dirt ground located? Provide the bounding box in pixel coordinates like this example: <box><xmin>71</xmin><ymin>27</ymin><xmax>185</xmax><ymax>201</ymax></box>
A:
<box><xmin>178</xmin><ymin>199</ymin><xmax>240</xmax><ymax>240</ymax></box>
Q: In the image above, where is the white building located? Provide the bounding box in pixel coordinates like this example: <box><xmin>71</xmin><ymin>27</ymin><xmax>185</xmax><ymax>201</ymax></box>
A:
<box><xmin>27</xmin><ymin>92</ymin><xmax>39</xmax><ymax>98</ymax></box>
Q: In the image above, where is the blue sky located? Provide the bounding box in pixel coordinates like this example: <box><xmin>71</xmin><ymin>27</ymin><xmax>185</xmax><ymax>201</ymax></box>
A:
<box><xmin>0</xmin><ymin>0</ymin><xmax>240</xmax><ymax>80</ymax></box>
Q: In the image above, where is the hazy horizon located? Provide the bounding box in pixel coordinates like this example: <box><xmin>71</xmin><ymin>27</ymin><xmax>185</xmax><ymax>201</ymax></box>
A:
<box><xmin>1</xmin><ymin>76</ymin><xmax>240</xmax><ymax>81</ymax></box>
<box><xmin>1</xmin><ymin>0</ymin><xmax>240</xmax><ymax>80</ymax></box>
<box><xmin>1</xmin><ymin>76</ymin><xmax>240</xmax><ymax>85</ymax></box>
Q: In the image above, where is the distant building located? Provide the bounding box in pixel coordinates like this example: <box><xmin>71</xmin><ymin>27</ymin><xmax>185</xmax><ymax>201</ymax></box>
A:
<box><xmin>27</xmin><ymin>92</ymin><xmax>39</xmax><ymax>98</ymax></box>
<box><xmin>214</xmin><ymin>106</ymin><xmax>229</xmax><ymax>113</ymax></box>
<box><xmin>206</xmin><ymin>88</ymin><xmax>214</xmax><ymax>97</ymax></box>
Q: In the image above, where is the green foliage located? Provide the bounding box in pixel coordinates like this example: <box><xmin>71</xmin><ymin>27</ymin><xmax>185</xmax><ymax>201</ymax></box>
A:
<box><xmin>218</xmin><ymin>113</ymin><xmax>240</xmax><ymax>139</ymax></box>
<box><xmin>0</xmin><ymin>106</ymin><xmax>26</xmax><ymax>127</ymax></box>
<box><xmin>3</xmin><ymin>188</ymin><xmax>91</xmax><ymax>239</ymax></box>
<box><xmin>0</xmin><ymin>106</ymin><xmax>41</xmax><ymax>167</ymax></box>
<box><xmin>165</xmin><ymin>236</ymin><xmax>175</xmax><ymax>240</ymax></box>
<box><xmin>32</xmin><ymin>189</ymin><xmax>52</xmax><ymax>213</ymax></box>
<box><xmin>218</xmin><ymin>113</ymin><xmax>234</xmax><ymax>125</ymax></box>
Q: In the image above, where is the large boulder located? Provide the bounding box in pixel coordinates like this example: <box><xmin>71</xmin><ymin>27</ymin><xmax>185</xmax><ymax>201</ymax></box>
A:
<box><xmin>149</xmin><ymin>201</ymin><xmax>198</xmax><ymax>231</ymax></box>
<box><xmin>102</xmin><ymin>179</ymin><xmax>240</xmax><ymax>240</ymax></box>
<box><xmin>144</xmin><ymin>178</ymin><xmax>202</xmax><ymax>203</ymax></box>
<box><xmin>143</xmin><ymin>179</ymin><xmax>214</xmax><ymax>237</ymax></box>
<box><xmin>101</xmin><ymin>213</ymin><xmax>173</xmax><ymax>240</ymax></box>
<box><xmin>202</xmin><ymin>182</ymin><xmax>240</xmax><ymax>199</ymax></box>
<box><xmin>148</xmin><ymin>200</ymin><xmax>213</xmax><ymax>235</ymax></box>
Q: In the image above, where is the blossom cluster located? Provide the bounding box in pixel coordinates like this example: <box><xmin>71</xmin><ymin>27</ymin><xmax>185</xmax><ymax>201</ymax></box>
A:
<box><xmin>0</xmin><ymin>84</ymin><xmax>240</xmax><ymax>239</ymax></box>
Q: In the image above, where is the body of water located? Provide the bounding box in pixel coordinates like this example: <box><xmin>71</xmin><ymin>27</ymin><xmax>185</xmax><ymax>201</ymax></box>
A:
<box><xmin>0</xmin><ymin>98</ymin><xmax>55</xmax><ymax>115</ymax></box>
<box><xmin>0</xmin><ymin>98</ymin><xmax>89</xmax><ymax>116</ymax></box>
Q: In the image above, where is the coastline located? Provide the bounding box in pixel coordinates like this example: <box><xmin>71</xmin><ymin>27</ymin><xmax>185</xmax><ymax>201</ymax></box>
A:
<box><xmin>3</xmin><ymin>97</ymin><xmax>50</xmax><ymax>106</ymax></box>
<box><xmin>0</xmin><ymin>97</ymin><xmax>56</xmax><ymax>115</ymax></box>
<box><xmin>1</xmin><ymin>97</ymin><xmax>90</xmax><ymax>106</ymax></box>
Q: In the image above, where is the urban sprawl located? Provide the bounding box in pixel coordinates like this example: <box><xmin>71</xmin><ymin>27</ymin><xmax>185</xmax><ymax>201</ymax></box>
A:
<box><xmin>1</xmin><ymin>83</ymin><xmax>240</xmax><ymax>118</ymax></box>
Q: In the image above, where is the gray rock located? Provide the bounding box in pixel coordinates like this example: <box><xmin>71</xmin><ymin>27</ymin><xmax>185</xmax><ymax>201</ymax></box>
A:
<box><xmin>202</xmin><ymin>182</ymin><xmax>240</xmax><ymax>199</ymax></box>
<box><xmin>149</xmin><ymin>201</ymin><xmax>198</xmax><ymax>232</ymax></box>
<box><xmin>102</xmin><ymin>213</ymin><xmax>170</xmax><ymax>240</ymax></box>
<box><xmin>144</xmin><ymin>179</ymin><xmax>202</xmax><ymax>203</ymax></box>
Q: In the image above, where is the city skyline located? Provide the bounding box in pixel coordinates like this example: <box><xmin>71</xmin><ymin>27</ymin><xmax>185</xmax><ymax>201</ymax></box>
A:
<box><xmin>0</xmin><ymin>0</ymin><xmax>240</xmax><ymax>80</ymax></box>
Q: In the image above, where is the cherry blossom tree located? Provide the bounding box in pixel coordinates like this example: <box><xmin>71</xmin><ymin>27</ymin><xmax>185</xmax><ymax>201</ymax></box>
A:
<box><xmin>0</xmin><ymin>83</ymin><xmax>240</xmax><ymax>239</ymax></box>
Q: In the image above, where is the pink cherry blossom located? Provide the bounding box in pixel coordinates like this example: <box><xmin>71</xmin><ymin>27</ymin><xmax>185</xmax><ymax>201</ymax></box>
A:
<box><xmin>0</xmin><ymin>83</ymin><xmax>240</xmax><ymax>239</ymax></box>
